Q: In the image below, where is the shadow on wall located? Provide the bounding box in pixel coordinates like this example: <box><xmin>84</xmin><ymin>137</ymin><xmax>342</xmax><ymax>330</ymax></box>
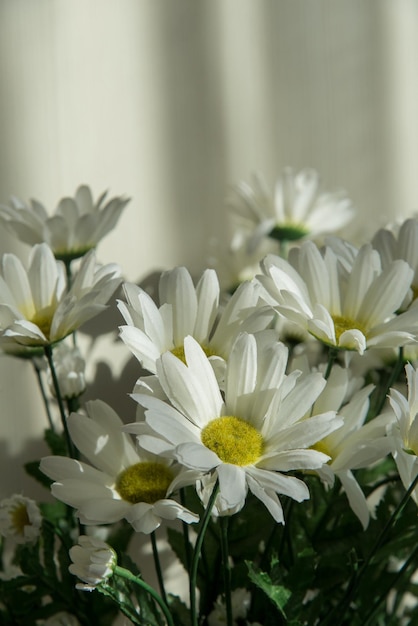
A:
<box><xmin>80</xmin><ymin>271</ymin><xmax>164</xmax><ymax>423</ymax></box>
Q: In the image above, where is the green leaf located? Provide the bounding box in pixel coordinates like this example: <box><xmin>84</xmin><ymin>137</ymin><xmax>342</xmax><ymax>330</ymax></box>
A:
<box><xmin>246</xmin><ymin>561</ymin><xmax>291</xmax><ymax>617</ymax></box>
<box><xmin>168</xmin><ymin>594</ymin><xmax>192</xmax><ymax>626</ymax></box>
<box><xmin>41</xmin><ymin>521</ymin><xmax>57</xmax><ymax>580</ymax></box>
<box><xmin>115</xmin><ymin>558</ymin><xmax>164</xmax><ymax>626</ymax></box>
<box><xmin>98</xmin><ymin>582</ymin><xmax>144</xmax><ymax>626</ymax></box>
<box><xmin>39</xmin><ymin>500</ymin><xmax>69</xmax><ymax>525</ymax></box>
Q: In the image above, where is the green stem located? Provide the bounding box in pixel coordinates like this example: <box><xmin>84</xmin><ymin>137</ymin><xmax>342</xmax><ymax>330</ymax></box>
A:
<box><xmin>278</xmin><ymin>498</ymin><xmax>294</xmax><ymax>567</ymax></box>
<box><xmin>151</xmin><ymin>530</ymin><xmax>168</xmax><ymax>606</ymax></box>
<box><xmin>324</xmin><ymin>471</ymin><xmax>418</xmax><ymax>625</ymax></box>
<box><xmin>372</xmin><ymin>346</ymin><xmax>404</xmax><ymax>418</ymax></box>
<box><xmin>190</xmin><ymin>480</ymin><xmax>220</xmax><ymax>626</ymax></box>
<box><xmin>220</xmin><ymin>516</ymin><xmax>233</xmax><ymax>626</ymax></box>
<box><xmin>67</xmin><ymin>395</ymin><xmax>81</xmax><ymax>416</ymax></box>
<box><xmin>44</xmin><ymin>344</ymin><xmax>75</xmax><ymax>458</ymax></box>
<box><xmin>114</xmin><ymin>565</ymin><xmax>174</xmax><ymax>626</ymax></box>
<box><xmin>279</xmin><ymin>239</ymin><xmax>288</xmax><ymax>260</ymax></box>
<box><xmin>64</xmin><ymin>259</ymin><xmax>73</xmax><ymax>291</ymax></box>
<box><xmin>180</xmin><ymin>488</ymin><xmax>192</xmax><ymax>573</ymax></box>
<box><xmin>32</xmin><ymin>359</ymin><xmax>55</xmax><ymax>432</ymax></box>
<box><xmin>324</xmin><ymin>347</ymin><xmax>339</xmax><ymax>381</ymax></box>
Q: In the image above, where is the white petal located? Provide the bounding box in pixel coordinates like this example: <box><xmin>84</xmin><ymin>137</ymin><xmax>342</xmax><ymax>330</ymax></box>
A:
<box><xmin>194</xmin><ymin>269</ymin><xmax>220</xmax><ymax>341</ymax></box>
<box><xmin>175</xmin><ymin>442</ymin><xmax>220</xmax><ymax>470</ymax></box>
<box><xmin>337</xmin><ymin>469</ymin><xmax>370</xmax><ymax>529</ymax></box>
<box><xmin>157</xmin><ymin>349</ymin><xmax>218</xmax><ymax>427</ymax></box>
<box><xmin>40</xmin><ymin>456</ymin><xmax>112</xmax><ymax>484</ymax></box>
<box><xmin>225</xmin><ymin>333</ymin><xmax>257</xmax><ymax>415</ymax></box>
<box><xmin>159</xmin><ymin>267</ymin><xmax>197</xmax><ymax>344</ymax></box>
<box><xmin>216</xmin><ymin>464</ymin><xmax>247</xmax><ymax>509</ymax></box>
<box><xmin>79</xmin><ymin>497</ymin><xmax>130</xmax><ymax>524</ymax></box>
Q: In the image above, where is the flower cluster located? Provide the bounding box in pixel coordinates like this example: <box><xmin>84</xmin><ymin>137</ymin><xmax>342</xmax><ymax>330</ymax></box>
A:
<box><xmin>1</xmin><ymin>174</ymin><xmax>418</xmax><ymax>626</ymax></box>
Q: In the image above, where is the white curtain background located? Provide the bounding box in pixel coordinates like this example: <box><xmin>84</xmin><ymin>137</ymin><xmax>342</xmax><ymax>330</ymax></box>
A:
<box><xmin>1</xmin><ymin>0</ymin><xmax>418</xmax><ymax>590</ymax></box>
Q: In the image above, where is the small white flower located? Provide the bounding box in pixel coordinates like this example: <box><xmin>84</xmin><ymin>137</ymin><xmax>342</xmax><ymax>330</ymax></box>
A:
<box><xmin>388</xmin><ymin>363</ymin><xmax>418</xmax><ymax>503</ymax></box>
<box><xmin>118</xmin><ymin>266</ymin><xmax>274</xmax><ymax>381</ymax></box>
<box><xmin>69</xmin><ymin>535</ymin><xmax>117</xmax><ymax>592</ymax></box>
<box><xmin>48</xmin><ymin>341</ymin><xmax>86</xmax><ymax>399</ymax></box>
<box><xmin>258</xmin><ymin>240</ymin><xmax>418</xmax><ymax>355</ymax></box>
<box><xmin>0</xmin><ymin>243</ymin><xmax>121</xmax><ymax>348</ymax></box>
<box><xmin>309</xmin><ymin>365</ymin><xmax>392</xmax><ymax>528</ymax></box>
<box><xmin>0</xmin><ymin>185</ymin><xmax>130</xmax><ymax>261</ymax></box>
<box><xmin>40</xmin><ymin>400</ymin><xmax>198</xmax><ymax>533</ymax></box>
<box><xmin>0</xmin><ymin>494</ymin><xmax>42</xmax><ymax>543</ymax></box>
<box><xmin>129</xmin><ymin>333</ymin><xmax>343</xmax><ymax>524</ymax></box>
<box><xmin>373</xmin><ymin>217</ymin><xmax>418</xmax><ymax>310</ymax></box>
<box><xmin>228</xmin><ymin>168</ymin><xmax>354</xmax><ymax>253</ymax></box>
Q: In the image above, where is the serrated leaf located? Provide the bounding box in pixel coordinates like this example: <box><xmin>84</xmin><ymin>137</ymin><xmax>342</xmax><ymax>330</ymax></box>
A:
<box><xmin>246</xmin><ymin>561</ymin><xmax>291</xmax><ymax>617</ymax></box>
<box><xmin>168</xmin><ymin>594</ymin><xmax>192</xmax><ymax>626</ymax></box>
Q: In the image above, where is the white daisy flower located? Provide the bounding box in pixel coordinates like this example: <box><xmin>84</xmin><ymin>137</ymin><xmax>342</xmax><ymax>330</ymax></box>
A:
<box><xmin>0</xmin><ymin>185</ymin><xmax>130</xmax><ymax>261</ymax></box>
<box><xmin>228</xmin><ymin>168</ymin><xmax>354</xmax><ymax>253</ymax></box>
<box><xmin>118</xmin><ymin>266</ymin><xmax>275</xmax><ymax>380</ymax></box>
<box><xmin>69</xmin><ymin>535</ymin><xmax>117</xmax><ymax>592</ymax></box>
<box><xmin>372</xmin><ymin>217</ymin><xmax>418</xmax><ymax>309</ymax></box>
<box><xmin>47</xmin><ymin>341</ymin><xmax>86</xmax><ymax>400</ymax></box>
<box><xmin>40</xmin><ymin>400</ymin><xmax>198</xmax><ymax>533</ymax></box>
<box><xmin>129</xmin><ymin>333</ymin><xmax>343</xmax><ymax>524</ymax></box>
<box><xmin>388</xmin><ymin>362</ymin><xmax>418</xmax><ymax>504</ymax></box>
<box><xmin>258</xmin><ymin>240</ymin><xmax>418</xmax><ymax>355</ymax></box>
<box><xmin>0</xmin><ymin>243</ymin><xmax>121</xmax><ymax>348</ymax></box>
<box><xmin>0</xmin><ymin>494</ymin><xmax>42</xmax><ymax>544</ymax></box>
<box><xmin>309</xmin><ymin>365</ymin><xmax>393</xmax><ymax>528</ymax></box>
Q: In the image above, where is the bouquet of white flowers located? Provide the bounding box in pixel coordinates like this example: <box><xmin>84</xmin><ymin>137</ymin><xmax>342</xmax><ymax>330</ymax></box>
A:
<box><xmin>1</xmin><ymin>172</ymin><xmax>418</xmax><ymax>626</ymax></box>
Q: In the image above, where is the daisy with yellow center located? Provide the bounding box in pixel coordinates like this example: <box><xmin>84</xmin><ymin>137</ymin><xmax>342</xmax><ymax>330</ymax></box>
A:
<box><xmin>0</xmin><ymin>495</ymin><xmax>42</xmax><ymax>544</ymax></box>
<box><xmin>118</xmin><ymin>266</ymin><xmax>275</xmax><ymax>383</ymax></box>
<box><xmin>128</xmin><ymin>333</ymin><xmax>343</xmax><ymax>523</ymax></box>
<box><xmin>0</xmin><ymin>243</ymin><xmax>121</xmax><ymax>349</ymax></box>
<box><xmin>40</xmin><ymin>400</ymin><xmax>198</xmax><ymax>533</ymax></box>
<box><xmin>258</xmin><ymin>239</ymin><xmax>418</xmax><ymax>355</ymax></box>
<box><xmin>304</xmin><ymin>364</ymin><xmax>393</xmax><ymax>529</ymax></box>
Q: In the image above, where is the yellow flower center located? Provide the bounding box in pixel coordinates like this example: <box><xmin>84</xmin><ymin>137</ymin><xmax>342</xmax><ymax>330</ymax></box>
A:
<box><xmin>311</xmin><ymin>439</ymin><xmax>332</xmax><ymax>461</ymax></box>
<box><xmin>332</xmin><ymin>315</ymin><xmax>367</xmax><ymax>342</ymax></box>
<box><xmin>201</xmin><ymin>416</ymin><xmax>263</xmax><ymax>466</ymax></box>
<box><xmin>30</xmin><ymin>308</ymin><xmax>54</xmax><ymax>339</ymax></box>
<box><xmin>171</xmin><ymin>343</ymin><xmax>219</xmax><ymax>364</ymax></box>
<box><xmin>116</xmin><ymin>462</ymin><xmax>174</xmax><ymax>504</ymax></box>
<box><xmin>11</xmin><ymin>503</ymin><xmax>31</xmax><ymax>536</ymax></box>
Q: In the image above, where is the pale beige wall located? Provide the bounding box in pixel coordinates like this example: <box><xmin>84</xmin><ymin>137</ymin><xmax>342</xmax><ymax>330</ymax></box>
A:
<box><xmin>1</xmin><ymin>0</ymin><xmax>418</xmax><ymax>502</ymax></box>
